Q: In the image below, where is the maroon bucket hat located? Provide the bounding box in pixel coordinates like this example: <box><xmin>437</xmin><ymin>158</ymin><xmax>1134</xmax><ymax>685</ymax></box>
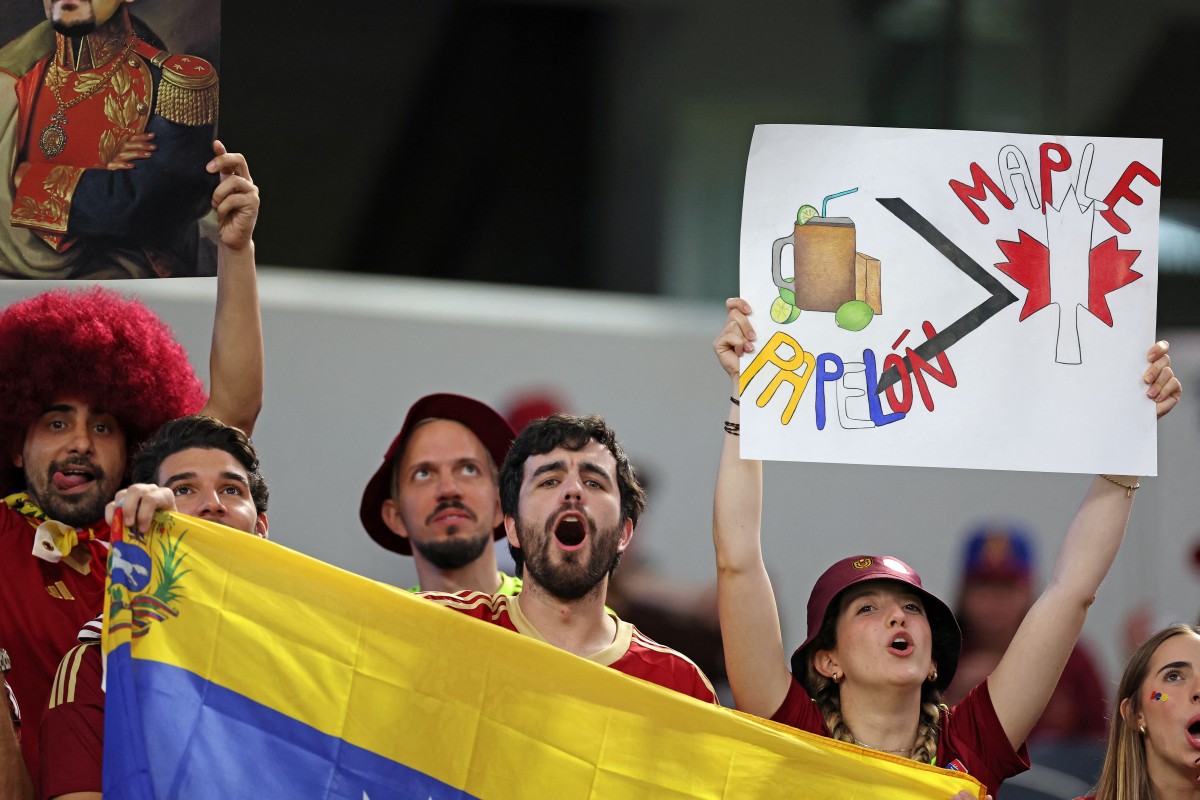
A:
<box><xmin>359</xmin><ymin>393</ymin><xmax>516</xmax><ymax>555</ymax></box>
<box><xmin>790</xmin><ymin>555</ymin><xmax>961</xmax><ymax>693</ymax></box>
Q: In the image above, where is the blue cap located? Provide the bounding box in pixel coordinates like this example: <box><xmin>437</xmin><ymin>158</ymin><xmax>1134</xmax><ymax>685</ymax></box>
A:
<box><xmin>962</xmin><ymin>525</ymin><xmax>1034</xmax><ymax>582</ymax></box>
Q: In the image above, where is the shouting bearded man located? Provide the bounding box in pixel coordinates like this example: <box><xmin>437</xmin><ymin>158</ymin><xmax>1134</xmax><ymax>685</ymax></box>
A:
<box><xmin>419</xmin><ymin>414</ymin><xmax>717</xmax><ymax>703</ymax></box>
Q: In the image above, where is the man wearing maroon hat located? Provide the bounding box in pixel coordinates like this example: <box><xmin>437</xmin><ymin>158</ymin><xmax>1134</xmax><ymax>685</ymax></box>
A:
<box><xmin>946</xmin><ymin>526</ymin><xmax>1107</xmax><ymax>741</ymax></box>
<box><xmin>360</xmin><ymin>393</ymin><xmax>522</xmax><ymax>595</ymax></box>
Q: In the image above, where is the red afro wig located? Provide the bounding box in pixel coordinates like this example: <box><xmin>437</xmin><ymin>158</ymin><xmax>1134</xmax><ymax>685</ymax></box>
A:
<box><xmin>0</xmin><ymin>287</ymin><xmax>207</xmax><ymax>492</ymax></box>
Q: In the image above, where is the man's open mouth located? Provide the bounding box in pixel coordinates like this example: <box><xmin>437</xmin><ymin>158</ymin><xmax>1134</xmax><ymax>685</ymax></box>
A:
<box><xmin>553</xmin><ymin>514</ymin><xmax>587</xmax><ymax>548</ymax></box>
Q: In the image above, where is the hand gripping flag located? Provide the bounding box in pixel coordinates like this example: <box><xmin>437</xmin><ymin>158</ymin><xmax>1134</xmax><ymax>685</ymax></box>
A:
<box><xmin>102</xmin><ymin>511</ymin><xmax>985</xmax><ymax>799</ymax></box>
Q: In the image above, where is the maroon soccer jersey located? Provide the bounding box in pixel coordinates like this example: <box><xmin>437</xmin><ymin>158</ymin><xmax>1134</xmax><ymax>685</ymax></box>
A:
<box><xmin>420</xmin><ymin>590</ymin><xmax>719</xmax><ymax>704</ymax></box>
<box><xmin>40</xmin><ymin>642</ymin><xmax>103</xmax><ymax>799</ymax></box>
<box><xmin>0</xmin><ymin>501</ymin><xmax>109</xmax><ymax>780</ymax></box>
<box><xmin>770</xmin><ymin>675</ymin><xmax>1029</xmax><ymax>797</ymax></box>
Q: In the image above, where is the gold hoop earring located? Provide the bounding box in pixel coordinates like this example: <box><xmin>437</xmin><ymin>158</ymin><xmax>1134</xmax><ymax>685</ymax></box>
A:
<box><xmin>831</xmin><ymin>671</ymin><xmax>841</xmax><ymax>684</ymax></box>
<box><xmin>1139</xmin><ymin>725</ymin><xmax>1146</xmax><ymax>735</ymax></box>
<box><xmin>928</xmin><ymin>669</ymin><xmax>938</xmax><ymax>683</ymax></box>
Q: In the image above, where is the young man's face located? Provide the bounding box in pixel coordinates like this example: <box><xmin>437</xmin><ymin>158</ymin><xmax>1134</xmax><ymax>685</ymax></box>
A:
<box><xmin>15</xmin><ymin>397</ymin><xmax>126</xmax><ymax>528</ymax></box>
<box><xmin>157</xmin><ymin>447</ymin><xmax>266</xmax><ymax>537</ymax></box>
<box><xmin>505</xmin><ymin>439</ymin><xmax>632</xmax><ymax>601</ymax></box>
<box><xmin>381</xmin><ymin>420</ymin><xmax>501</xmax><ymax>569</ymax></box>
<box><xmin>43</xmin><ymin>0</ymin><xmax>130</xmax><ymax>34</ymax></box>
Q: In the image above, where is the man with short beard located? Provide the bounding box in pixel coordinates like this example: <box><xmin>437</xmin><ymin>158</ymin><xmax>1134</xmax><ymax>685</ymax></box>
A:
<box><xmin>419</xmin><ymin>414</ymin><xmax>717</xmax><ymax>703</ymax></box>
<box><xmin>0</xmin><ymin>0</ymin><xmax>219</xmax><ymax>277</ymax></box>
<box><xmin>360</xmin><ymin>394</ymin><xmax>522</xmax><ymax>595</ymax></box>
<box><xmin>0</xmin><ymin>146</ymin><xmax>262</xmax><ymax>779</ymax></box>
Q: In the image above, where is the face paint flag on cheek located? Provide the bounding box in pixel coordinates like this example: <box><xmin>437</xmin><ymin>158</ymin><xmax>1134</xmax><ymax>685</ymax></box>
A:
<box><xmin>1150</xmin><ymin>691</ymin><xmax>1167</xmax><ymax>701</ymax></box>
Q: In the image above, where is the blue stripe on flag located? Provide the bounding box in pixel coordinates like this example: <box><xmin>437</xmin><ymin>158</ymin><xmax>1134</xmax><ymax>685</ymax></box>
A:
<box><xmin>104</xmin><ymin>647</ymin><xmax>477</xmax><ymax>800</ymax></box>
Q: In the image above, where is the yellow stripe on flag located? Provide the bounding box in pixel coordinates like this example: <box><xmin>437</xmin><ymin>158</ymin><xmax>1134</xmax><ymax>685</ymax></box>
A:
<box><xmin>104</xmin><ymin>512</ymin><xmax>985</xmax><ymax>799</ymax></box>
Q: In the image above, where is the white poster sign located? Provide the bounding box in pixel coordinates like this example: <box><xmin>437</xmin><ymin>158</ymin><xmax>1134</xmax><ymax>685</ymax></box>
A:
<box><xmin>739</xmin><ymin>124</ymin><xmax>1162</xmax><ymax>474</ymax></box>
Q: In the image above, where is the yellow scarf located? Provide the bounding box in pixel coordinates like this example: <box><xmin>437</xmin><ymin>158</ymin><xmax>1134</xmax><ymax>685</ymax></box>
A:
<box><xmin>4</xmin><ymin>492</ymin><xmax>104</xmax><ymax>574</ymax></box>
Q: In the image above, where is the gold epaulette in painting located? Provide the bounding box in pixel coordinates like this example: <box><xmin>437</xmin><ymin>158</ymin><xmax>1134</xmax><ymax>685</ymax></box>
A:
<box><xmin>150</xmin><ymin>51</ymin><xmax>218</xmax><ymax>127</ymax></box>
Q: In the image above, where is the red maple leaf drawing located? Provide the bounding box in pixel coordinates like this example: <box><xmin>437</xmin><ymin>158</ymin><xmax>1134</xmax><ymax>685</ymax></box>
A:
<box><xmin>1087</xmin><ymin>236</ymin><xmax>1143</xmax><ymax>326</ymax></box>
<box><xmin>994</xmin><ymin>233</ymin><xmax>1142</xmax><ymax>326</ymax></box>
<box><xmin>995</xmin><ymin>190</ymin><xmax>1143</xmax><ymax>366</ymax></box>
<box><xmin>995</xmin><ymin>231</ymin><xmax>1049</xmax><ymax>321</ymax></box>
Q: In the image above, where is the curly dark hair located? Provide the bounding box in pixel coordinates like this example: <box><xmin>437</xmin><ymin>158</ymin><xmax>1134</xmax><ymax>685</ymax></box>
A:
<box><xmin>132</xmin><ymin>415</ymin><xmax>268</xmax><ymax>515</ymax></box>
<box><xmin>500</xmin><ymin>414</ymin><xmax>645</xmax><ymax>579</ymax></box>
<box><xmin>0</xmin><ymin>288</ymin><xmax>206</xmax><ymax>493</ymax></box>
<box><xmin>500</xmin><ymin>413</ymin><xmax>646</xmax><ymax>526</ymax></box>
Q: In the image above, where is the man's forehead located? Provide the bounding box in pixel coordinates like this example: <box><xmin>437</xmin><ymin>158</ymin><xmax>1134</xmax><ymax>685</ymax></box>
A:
<box><xmin>523</xmin><ymin>440</ymin><xmax>614</xmax><ymax>472</ymax></box>
<box><xmin>36</xmin><ymin>396</ymin><xmax>122</xmax><ymax>431</ymax></box>
<box><xmin>42</xmin><ymin>396</ymin><xmax>109</xmax><ymax>416</ymax></box>
<box><xmin>399</xmin><ymin>419</ymin><xmax>489</xmax><ymax>466</ymax></box>
<box><xmin>157</xmin><ymin>447</ymin><xmax>249</xmax><ymax>483</ymax></box>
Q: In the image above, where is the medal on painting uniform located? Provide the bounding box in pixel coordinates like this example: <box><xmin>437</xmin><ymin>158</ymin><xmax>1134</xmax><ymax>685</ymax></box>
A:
<box><xmin>37</xmin><ymin>38</ymin><xmax>136</xmax><ymax>160</ymax></box>
<box><xmin>39</xmin><ymin>108</ymin><xmax>68</xmax><ymax>158</ymax></box>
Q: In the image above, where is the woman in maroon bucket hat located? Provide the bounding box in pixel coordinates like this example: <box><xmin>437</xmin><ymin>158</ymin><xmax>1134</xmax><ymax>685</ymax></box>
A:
<box><xmin>711</xmin><ymin>298</ymin><xmax>1181</xmax><ymax>799</ymax></box>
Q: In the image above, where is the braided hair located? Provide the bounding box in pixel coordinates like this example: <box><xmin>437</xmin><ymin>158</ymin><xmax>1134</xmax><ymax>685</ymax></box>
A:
<box><xmin>803</xmin><ymin>597</ymin><xmax>945</xmax><ymax>764</ymax></box>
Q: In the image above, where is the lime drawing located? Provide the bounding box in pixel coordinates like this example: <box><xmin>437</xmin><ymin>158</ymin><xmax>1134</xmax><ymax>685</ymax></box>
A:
<box><xmin>771</xmin><ymin>296</ymin><xmax>801</xmax><ymax>324</ymax></box>
<box><xmin>835</xmin><ymin>300</ymin><xmax>874</xmax><ymax>331</ymax></box>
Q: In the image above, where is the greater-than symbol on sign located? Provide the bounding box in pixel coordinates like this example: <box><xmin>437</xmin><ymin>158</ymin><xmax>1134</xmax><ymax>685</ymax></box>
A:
<box><xmin>874</xmin><ymin>198</ymin><xmax>1017</xmax><ymax>393</ymax></box>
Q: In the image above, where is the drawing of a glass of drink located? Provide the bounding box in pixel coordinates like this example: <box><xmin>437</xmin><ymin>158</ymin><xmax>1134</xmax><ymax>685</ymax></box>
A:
<box><xmin>769</xmin><ymin>189</ymin><xmax>882</xmax><ymax>329</ymax></box>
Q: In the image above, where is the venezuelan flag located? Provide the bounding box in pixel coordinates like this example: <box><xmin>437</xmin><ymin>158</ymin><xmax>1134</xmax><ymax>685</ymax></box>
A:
<box><xmin>102</xmin><ymin>512</ymin><xmax>985</xmax><ymax>799</ymax></box>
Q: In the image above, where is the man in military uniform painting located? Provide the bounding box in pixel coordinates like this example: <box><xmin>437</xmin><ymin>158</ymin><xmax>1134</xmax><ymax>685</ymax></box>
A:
<box><xmin>0</xmin><ymin>0</ymin><xmax>219</xmax><ymax>278</ymax></box>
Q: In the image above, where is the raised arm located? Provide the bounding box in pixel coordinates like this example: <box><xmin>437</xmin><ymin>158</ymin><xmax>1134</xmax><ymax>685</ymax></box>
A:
<box><xmin>713</xmin><ymin>297</ymin><xmax>793</xmax><ymax>717</ymax></box>
<box><xmin>988</xmin><ymin>340</ymin><xmax>1181</xmax><ymax>749</ymax></box>
<box><xmin>196</xmin><ymin>141</ymin><xmax>263</xmax><ymax>436</ymax></box>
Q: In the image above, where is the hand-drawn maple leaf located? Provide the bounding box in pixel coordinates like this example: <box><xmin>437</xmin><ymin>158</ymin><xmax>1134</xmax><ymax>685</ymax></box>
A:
<box><xmin>994</xmin><ymin>187</ymin><xmax>1142</xmax><ymax>364</ymax></box>
<box><xmin>1088</xmin><ymin>236</ymin><xmax>1143</xmax><ymax>326</ymax></box>
<box><xmin>995</xmin><ymin>231</ymin><xmax>1048</xmax><ymax>321</ymax></box>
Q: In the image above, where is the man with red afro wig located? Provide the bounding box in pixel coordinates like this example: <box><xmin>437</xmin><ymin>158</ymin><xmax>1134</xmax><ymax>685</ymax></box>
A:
<box><xmin>0</xmin><ymin>143</ymin><xmax>263</xmax><ymax>783</ymax></box>
<box><xmin>0</xmin><ymin>287</ymin><xmax>209</xmax><ymax>488</ymax></box>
